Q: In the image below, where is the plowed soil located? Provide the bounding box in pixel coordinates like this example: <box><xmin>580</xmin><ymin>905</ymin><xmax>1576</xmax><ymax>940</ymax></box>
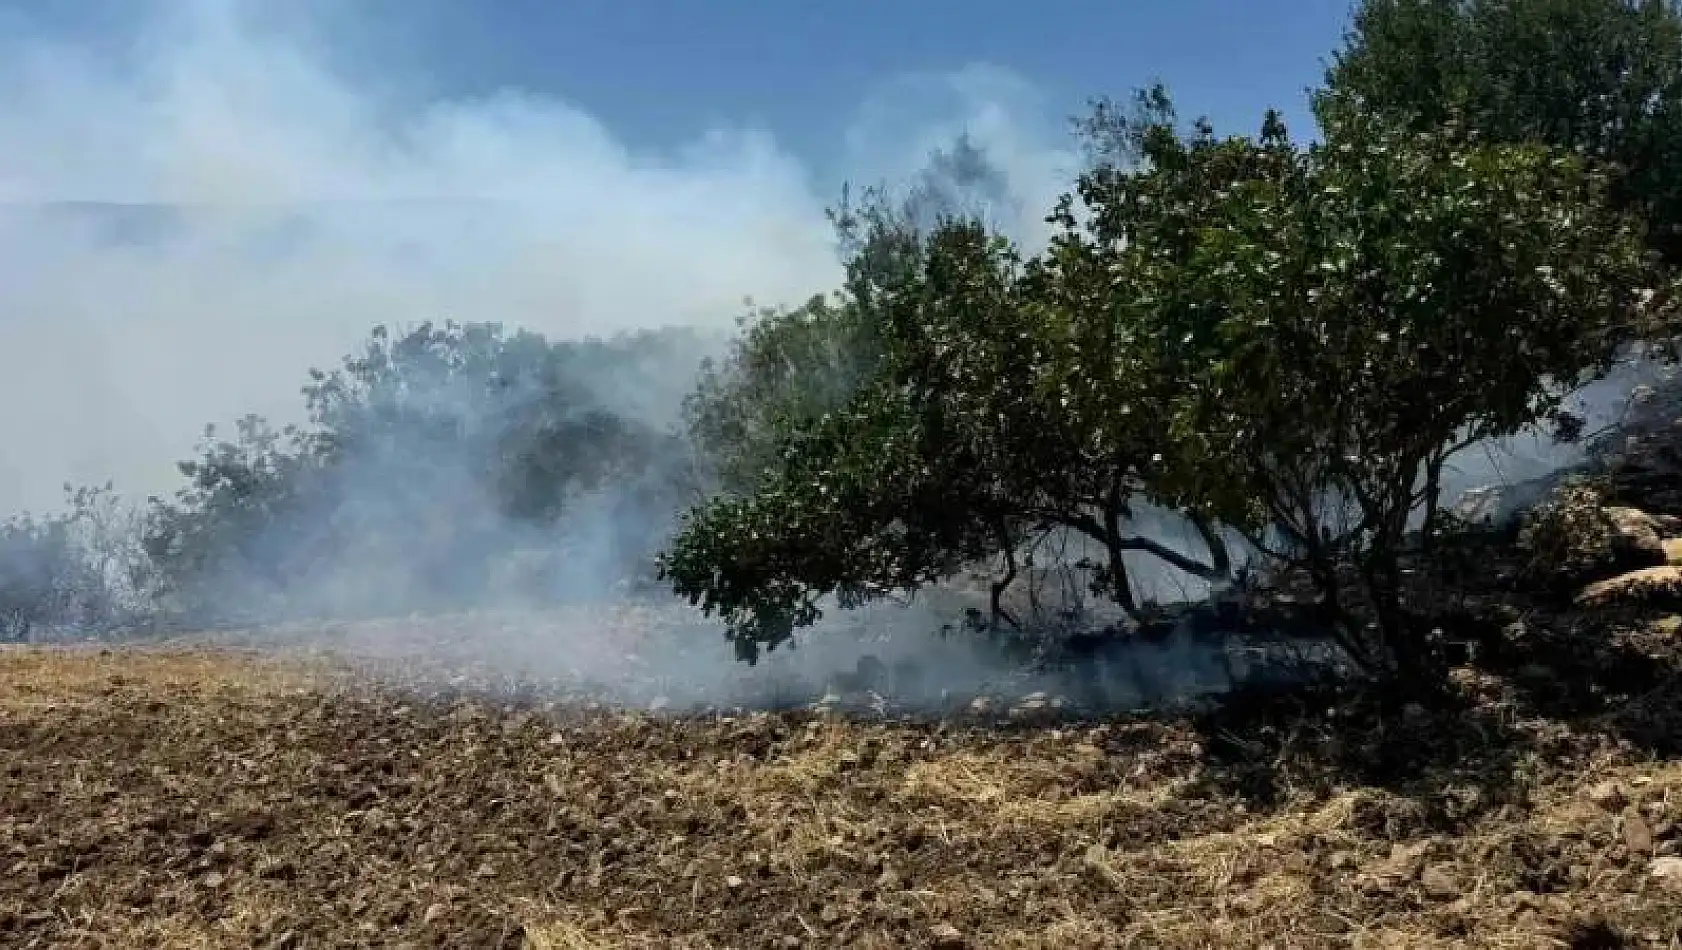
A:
<box><xmin>6</xmin><ymin>636</ymin><xmax>1682</xmax><ymax>950</ymax></box>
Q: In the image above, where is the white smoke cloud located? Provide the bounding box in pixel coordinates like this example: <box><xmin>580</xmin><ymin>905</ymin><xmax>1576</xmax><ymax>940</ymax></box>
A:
<box><xmin>0</xmin><ymin>0</ymin><xmax>1075</xmax><ymax>512</ymax></box>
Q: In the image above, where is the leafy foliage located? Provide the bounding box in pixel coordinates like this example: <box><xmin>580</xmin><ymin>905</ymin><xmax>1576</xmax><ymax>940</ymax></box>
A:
<box><xmin>662</xmin><ymin>180</ymin><xmax>1242</xmax><ymax>660</ymax></box>
<box><xmin>664</xmin><ymin>223</ymin><xmax>1035</xmax><ymax>659</ymax></box>
<box><xmin>1319</xmin><ymin>0</ymin><xmax>1682</xmax><ymax>266</ymax></box>
<box><xmin>0</xmin><ymin>511</ymin><xmax>86</xmax><ymax>641</ymax></box>
<box><xmin>143</xmin><ymin>323</ymin><xmax>705</xmax><ymax>623</ymax></box>
<box><xmin>684</xmin><ymin>296</ymin><xmax>880</xmax><ymax>497</ymax></box>
<box><xmin>663</xmin><ymin>87</ymin><xmax>1658</xmax><ymax>687</ymax></box>
<box><xmin>0</xmin><ymin>484</ymin><xmax>151</xmax><ymax>641</ymax></box>
<box><xmin>1517</xmin><ymin>477</ymin><xmax>1621</xmax><ymax>586</ymax></box>
<box><xmin>1055</xmin><ymin>101</ymin><xmax>1651</xmax><ymax>679</ymax></box>
<box><xmin>682</xmin><ymin>137</ymin><xmax>1020</xmax><ymax>500</ymax></box>
<box><xmin>4</xmin><ymin>8</ymin><xmax>1678</xmax><ymax>707</ymax></box>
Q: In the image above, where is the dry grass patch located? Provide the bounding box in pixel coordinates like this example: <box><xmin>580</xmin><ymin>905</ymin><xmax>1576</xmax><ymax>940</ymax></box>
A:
<box><xmin>0</xmin><ymin>645</ymin><xmax>333</xmax><ymax>707</ymax></box>
<box><xmin>6</xmin><ymin>645</ymin><xmax>1682</xmax><ymax>948</ymax></box>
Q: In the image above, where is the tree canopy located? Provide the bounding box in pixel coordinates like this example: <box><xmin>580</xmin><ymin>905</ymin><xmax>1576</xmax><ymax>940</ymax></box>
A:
<box><xmin>662</xmin><ymin>91</ymin><xmax>1660</xmax><ymax>684</ymax></box>
<box><xmin>1319</xmin><ymin>0</ymin><xmax>1682</xmax><ymax>267</ymax></box>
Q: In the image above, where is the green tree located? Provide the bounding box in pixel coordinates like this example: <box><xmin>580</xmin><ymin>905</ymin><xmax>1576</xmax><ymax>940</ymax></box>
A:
<box><xmin>663</xmin><ymin>223</ymin><xmax>1033</xmax><ymax>659</ymax></box>
<box><xmin>661</xmin><ymin>209</ymin><xmax>1234</xmax><ymax>662</ymax></box>
<box><xmin>144</xmin><ymin>322</ymin><xmax>703</xmax><ymax>623</ymax></box>
<box><xmin>684</xmin><ymin>134</ymin><xmax>1035</xmax><ymax>502</ymax></box>
<box><xmin>1319</xmin><ymin>0</ymin><xmax>1682</xmax><ymax>266</ymax></box>
<box><xmin>684</xmin><ymin>296</ymin><xmax>880</xmax><ymax>497</ymax></box>
<box><xmin>141</xmin><ymin>415</ymin><xmax>328</xmax><ymax>620</ymax></box>
<box><xmin>0</xmin><ymin>511</ymin><xmax>85</xmax><ymax>640</ymax></box>
<box><xmin>0</xmin><ymin>483</ymin><xmax>147</xmax><ymax>640</ymax></box>
<box><xmin>1051</xmin><ymin>101</ymin><xmax>1653</xmax><ymax>684</ymax></box>
<box><xmin>665</xmin><ymin>90</ymin><xmax>1659</xmax><ymax>695</ymax></box>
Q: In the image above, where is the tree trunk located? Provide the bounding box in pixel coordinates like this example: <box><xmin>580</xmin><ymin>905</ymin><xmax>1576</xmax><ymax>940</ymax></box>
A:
<box><xmin>1419</xmin><ymin>451</ymin><xmax>1447</xmax><ymax>559</ymax></box>
<box><xmin>990</xmin><ymin>522</ymin><xmax>1022</xmax><ymax>630</ymax></box>
<box><xmin>1101</xmin><ymin>500</ymin><xmax>1140</xmax><ymax>614</ymax></box>
<box><xmin>1361</xmin><ymin>535</ymin><xmax>1440</xmax><ymax>703</ymax></box>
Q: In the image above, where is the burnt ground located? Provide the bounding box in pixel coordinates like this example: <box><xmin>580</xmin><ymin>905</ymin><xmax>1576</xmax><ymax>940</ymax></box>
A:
<box><xmin>7</xmin><ymin>598</ymin><xmax>1682</xmax><ymax>950</ymax></box>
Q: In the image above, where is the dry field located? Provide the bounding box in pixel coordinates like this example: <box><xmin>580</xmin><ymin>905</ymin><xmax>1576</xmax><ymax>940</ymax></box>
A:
<box><xmin>4</xmin><ymin>629</ymin><xmax>1682</xmax><ymax>950</ymax></box>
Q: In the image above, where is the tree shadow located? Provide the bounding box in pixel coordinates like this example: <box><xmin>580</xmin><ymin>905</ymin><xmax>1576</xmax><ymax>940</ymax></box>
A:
<box><xmin>1470</xmin><ymin>603</ymin><xmax>1682</xmax><ymax>751</ymax></box>
<box><xmin>1172</xmin><ymin>591</ymin><xmax>1682</xmax><ymax>834</ymax></box>
<box><xmin>1178</xmin><ymin>681</ymin><xmax>1530</xmax><ymax>825</ymax></box>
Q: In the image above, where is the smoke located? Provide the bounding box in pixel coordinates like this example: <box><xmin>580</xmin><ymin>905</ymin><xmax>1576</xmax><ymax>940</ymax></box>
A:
<box><xmin>0</xmin><ymin>0</ymin><xmax>1107</xmax><ymax>706</ymax></box>
<box><xmin>0</xmin><ymin>0</ymin><xmax>1073</xmax><ymax>513</ymax></box>
<box><xmin>3</xmin><ymin>2</ymin><xmax>1649</xmax><ymax>714</ymax></box>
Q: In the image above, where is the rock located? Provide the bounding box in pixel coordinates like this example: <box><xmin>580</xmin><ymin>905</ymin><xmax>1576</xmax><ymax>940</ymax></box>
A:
<box><xmin>929</xmin><ymin>922</ymin><xmax>967</xmax><ymax>949</ymax></box>
<box><xmin>1665</xmin><ymin>539</ymin><xmax>1682</xmax><ymax>566</ymax></box>
<box><xmin>1626</xmin><ymin>812</ymin><xmax>1656</xmax><ymax>854</ymax></box>
<box><xmin>1420</xmin><ymin>863</ymin><xmax>1460</xmax><ymax>900</ymax></box>
<box><xmin>1328</xmin><ymin>850</ymin><xmax>1360</xmax><ymax>871</ymax></box>
<box><xmin>1577</xmin><ymin>567</ymin><xmax>1682</xmax><ymax>608</ymax></box>
<box><xmin>1357</xmin><ymin>841</ymin><xmax>1429</xmax><ymax>892</ymax></box>
<box><xmin>724</xmin><ymin>874</ymin><xmax>746</xmax><ymax>893</ymax></box>
<box><xmin>967</xmin><ymin>696</ymin><xmax>994</xmax><ymax>715</ymax></box>
<box><xmin>1589</xmin><ymin>781</ymin><xmax>1629</xmax><ymax>812</ymax></box>
<box><xmin>1452</xmin><ymin>478</ymin><xmax>1563</xmax><ymax>526</ymax></box>
<box><xmin>1653</xmin><ymin>615</ymin><xmax>1682</xmax><ymax>636</ymax></box>
<box><xmin>1649</xmin><ymin>856</ymin><xmax>1682</xmax><ymax>892</ymax></box>
<box><xmin>423</xmin><ymin>903</ymin><xmax>448</xmax><ymax>925</ymax></box>
<box><xmin>1606</xmin><ymin>507</ymin><xmax>1669</xmax><ymax>564</ymax></box>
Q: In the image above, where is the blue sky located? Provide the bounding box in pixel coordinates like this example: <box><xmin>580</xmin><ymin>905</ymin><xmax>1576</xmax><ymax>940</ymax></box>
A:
<box><xmin>362</xmin><ymin>0</ymin><xmax>1356</xmax><ymax>162</ymax></box>
<box><xmin>0</xmin><ymin>0</ymin><xmax>1362</xmax><ymax>508</ymax></box>
<box><xmin>0</xmin><ymin>0</ymin><xmax>1357</xmax><ymax>178</ymax></box>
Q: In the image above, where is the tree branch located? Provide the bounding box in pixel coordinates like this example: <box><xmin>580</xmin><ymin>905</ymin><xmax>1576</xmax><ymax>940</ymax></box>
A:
<box><xmin>1115</xmin><ymin>535</ymin><xmax>1221</xmax><ymax>580</ymax></box>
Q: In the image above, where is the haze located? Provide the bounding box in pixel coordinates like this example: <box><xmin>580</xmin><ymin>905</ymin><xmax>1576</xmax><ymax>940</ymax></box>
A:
<box><xmin>0</xmin><ymin>0</ymin><xmax>1076</xmax><ymax>513</ymax></box>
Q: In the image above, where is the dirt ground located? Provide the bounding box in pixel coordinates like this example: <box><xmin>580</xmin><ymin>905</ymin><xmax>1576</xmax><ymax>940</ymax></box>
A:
<box><xmin>5</xmin><ymin>636</ymin><xmax>1682</xmax><ymax>950</ymax></box>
